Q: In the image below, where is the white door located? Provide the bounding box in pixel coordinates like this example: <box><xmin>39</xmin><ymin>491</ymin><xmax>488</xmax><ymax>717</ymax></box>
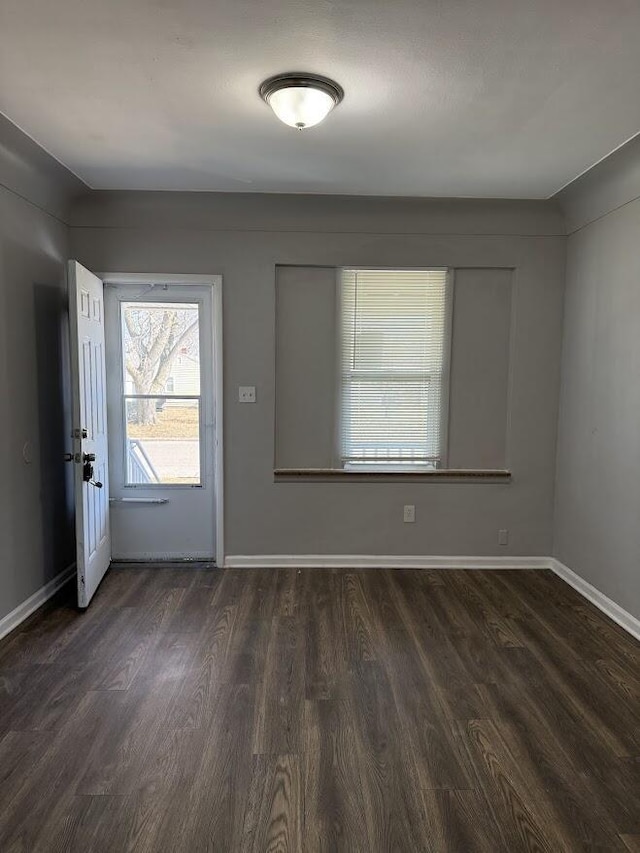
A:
<box><xmin>104</xmin><ymin>283</ymin><xmax>217</xmax><ymax>561</ymax></box>
<box><xmin>68</xmin><ymin>261</ymin><xmax>111</xmax><ymax>608</ymax></box>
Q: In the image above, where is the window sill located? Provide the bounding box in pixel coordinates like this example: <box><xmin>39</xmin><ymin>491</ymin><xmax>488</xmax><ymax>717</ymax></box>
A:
<box><xmin>274</xmin><ymin>468</ymin><xmax>512</xmax><ymax>482</ymax></box>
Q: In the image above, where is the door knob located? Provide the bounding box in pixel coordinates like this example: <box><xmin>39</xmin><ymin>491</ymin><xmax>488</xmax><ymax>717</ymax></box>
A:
<box><xmin>63</xmin><ymin>453</ymin><xmax>74</xmax><ymax>462</ymax></box>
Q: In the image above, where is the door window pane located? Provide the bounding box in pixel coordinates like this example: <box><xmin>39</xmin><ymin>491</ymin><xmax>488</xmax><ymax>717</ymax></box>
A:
<box><xmin>121</xmin><ymin>302</ymin><xmax>200</xmax><ymax>396</ymax></box>
<box><xmin>120</xmin><ymin>300</ymin><xmax>202</xmax><ymax>486</ymax></box>
<box><xmin>125</xmin><ymin>398</ymin><xmax>201</xmax><ymax>485</ymax></box>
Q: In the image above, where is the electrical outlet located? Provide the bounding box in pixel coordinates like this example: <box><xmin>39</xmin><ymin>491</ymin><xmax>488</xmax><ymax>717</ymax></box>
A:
<box><xmin>238</xmin><ymin>386</ymin><xmax>256</xmax><ymax>403</ymax></box>
<box><xmin>498</xmin><ymin>528</ymin><xmax>509</xmax><ymax>546</ymax></box>
<box><xmin>403</xmin><ymin>505</ymin><xmax>416</xmax><ymax>523</ymax></box>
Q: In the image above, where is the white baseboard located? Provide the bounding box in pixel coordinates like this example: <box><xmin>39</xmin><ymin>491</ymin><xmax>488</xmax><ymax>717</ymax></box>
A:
<box><xmin>0</xmin><ymin>564</ymin><xmax>76</xmax><ymax>643</ymax></box>
<box><xmin>550</xmin><ymin>558</ymin><xmax>640</xmax><ymax>643</ymax></box>
<box><xmin>224</xmin><ymin>554</ymin><xmax>552</xmax><ymax>570</ymax></box>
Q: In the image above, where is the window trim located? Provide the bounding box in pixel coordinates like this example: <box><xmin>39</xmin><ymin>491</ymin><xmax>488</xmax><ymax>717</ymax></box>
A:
<box><xmin>274</xmin><ymin>467</ymin><xmax>511</xmax><ymax>481</ymax></box>
<box><xmin>336</xmin><ymin>266</ymin><xmax>454</xmax><ymax>472</ymax></box>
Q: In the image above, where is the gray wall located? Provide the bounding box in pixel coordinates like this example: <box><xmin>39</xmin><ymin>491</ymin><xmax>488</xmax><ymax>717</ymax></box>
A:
<box><xmin>275</xmin><ymin>266</ymin><xmax>338</xmax><ymax>469</ymax></box>
<box><xmin>275</xmin><ymin>265</ymin><xmax>513</xmax><ymax>471</ymax></box>
<box><xmin>70</xmin><ymin>191</ymin><xmax>565</xmax><ymax>557</ymax></box>
<box><xmin>448</xmin><ymin>269</ymin><xmax>512</xmax><ymax>469</ymax></box>
<box><xmin>0</xmin><ymin>115</ymin><xmax>85</xmax><ymax>623</ymax></box>
<box><xmin>555</xmin><ymin>134</ymin><xmax>640</xmax><ymax>621</ymax></box>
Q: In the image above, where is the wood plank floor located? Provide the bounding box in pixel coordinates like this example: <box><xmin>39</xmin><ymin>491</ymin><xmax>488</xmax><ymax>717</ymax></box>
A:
<box><xmin>0</xmin><ymin>566</ymin><xmax>639</xmax><ymax>852</ymax></box>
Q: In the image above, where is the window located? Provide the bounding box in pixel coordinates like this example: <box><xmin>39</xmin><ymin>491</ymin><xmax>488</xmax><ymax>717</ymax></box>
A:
<box><xmin>338</xmin><ymin>268</ymin><xmax>452</xmax><ymax>470</ymax></box>
<box><xmin>120</xmin><ymin>300</ymin><xmax>202</xmax><ymax>485</ymax></box>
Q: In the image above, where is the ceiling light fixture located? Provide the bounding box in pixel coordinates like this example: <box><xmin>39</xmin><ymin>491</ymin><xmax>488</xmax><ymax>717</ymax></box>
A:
<box><xmin>259</xmin><ymin>73</ymin><xmax>344</xmax><ymax>130</ymax></box>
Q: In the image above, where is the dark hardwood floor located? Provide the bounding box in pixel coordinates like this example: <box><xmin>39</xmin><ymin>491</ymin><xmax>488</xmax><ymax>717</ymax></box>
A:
<box><xmin>0</xmin><ymin>566</ymin><xmax>638</xmax><ymax>852</ymax></box>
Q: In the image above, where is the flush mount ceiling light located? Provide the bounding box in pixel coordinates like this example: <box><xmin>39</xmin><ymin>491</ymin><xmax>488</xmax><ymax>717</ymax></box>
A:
<box><xmin>259</xmin><ymin>73</ymin><xmax>344</xmax><ymax>130</ymax></box>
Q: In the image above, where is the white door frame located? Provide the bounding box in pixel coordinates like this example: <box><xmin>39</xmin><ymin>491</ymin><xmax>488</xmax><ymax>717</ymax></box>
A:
<box><xmin>99</xmin><ymin>272</ymin><xmax>224</xmax><ymax>568</ymax></box>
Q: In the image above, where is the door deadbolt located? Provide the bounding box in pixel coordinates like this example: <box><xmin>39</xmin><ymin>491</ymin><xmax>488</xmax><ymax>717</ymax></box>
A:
<box><xmin>82</xmin><ymin>460</ymin><xmax>102</xmax><ymax>488</ymax></box>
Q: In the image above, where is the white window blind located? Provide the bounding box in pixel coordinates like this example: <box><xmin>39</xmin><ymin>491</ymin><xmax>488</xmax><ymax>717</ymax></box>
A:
<box><xmin>338</xmin><ymin>268</ymin><xmax>451</xmax><ymax>469</ymax></box>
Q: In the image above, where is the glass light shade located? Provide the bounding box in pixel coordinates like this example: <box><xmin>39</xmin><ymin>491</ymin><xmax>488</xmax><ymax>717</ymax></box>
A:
<box><xmin>267</xmin><ymin>86</ymin><xmax>337</xmax><ymax>129</ymax></box>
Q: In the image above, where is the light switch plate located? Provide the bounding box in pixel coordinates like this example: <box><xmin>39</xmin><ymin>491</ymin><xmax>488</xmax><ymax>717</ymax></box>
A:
<box><xmin>238</xmin><ymin>386</ymin><xmax>256</xmax><ymax>403</ymax></box>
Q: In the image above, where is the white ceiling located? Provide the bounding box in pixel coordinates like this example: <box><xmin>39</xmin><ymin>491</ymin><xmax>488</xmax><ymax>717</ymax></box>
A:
<box><xmin>1</xmin><ymin>0</ymin><xmax>640</xmax><ymax>198</ymax></box>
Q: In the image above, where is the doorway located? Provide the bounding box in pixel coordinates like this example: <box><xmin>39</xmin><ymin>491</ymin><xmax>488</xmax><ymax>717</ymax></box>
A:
<box><xmin>103</xmin><ymin>275</ymin><xmax>223</xmax><ymax>564</ymax></box>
